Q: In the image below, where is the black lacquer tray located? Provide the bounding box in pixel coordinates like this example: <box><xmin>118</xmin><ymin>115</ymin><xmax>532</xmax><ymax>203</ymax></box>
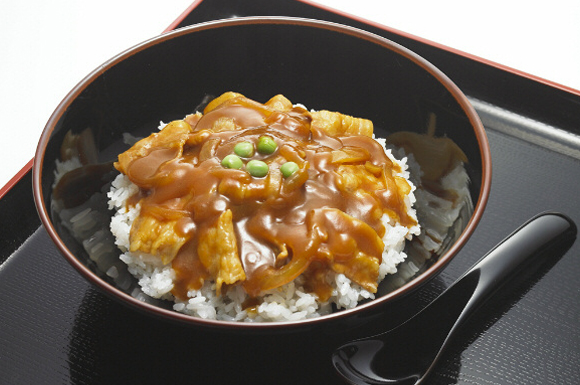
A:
<box><xmin>2</xmin><ymin>1</ymin><xmax>579</xmax><ymax>384</ymax></box>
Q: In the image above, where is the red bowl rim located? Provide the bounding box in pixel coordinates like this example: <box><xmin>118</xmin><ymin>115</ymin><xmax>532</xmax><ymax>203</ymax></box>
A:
<box><xmin>33</xmin><ymin>16</ymin><xmax>492</xmax><ymax>330</ymax></box>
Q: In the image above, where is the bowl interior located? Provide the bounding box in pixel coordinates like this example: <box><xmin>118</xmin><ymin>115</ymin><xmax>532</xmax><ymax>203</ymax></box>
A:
<box><xmin>34</xmin><ymin>17</ymin><xmax>490</xmax><ymax>328</ymax></box>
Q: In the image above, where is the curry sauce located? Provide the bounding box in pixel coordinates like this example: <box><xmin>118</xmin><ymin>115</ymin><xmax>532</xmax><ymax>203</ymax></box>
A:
<box><xmin>114</xmin><ymin>93</ymin><xmax>417</xmax><ymax>301</ymax></box>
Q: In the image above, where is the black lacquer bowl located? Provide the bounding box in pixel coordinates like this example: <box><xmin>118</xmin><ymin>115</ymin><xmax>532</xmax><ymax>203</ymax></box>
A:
<box><xmin>33</xmin><ymin>17</ymin><xmax>491</xmax><ymax>331</ymax></box>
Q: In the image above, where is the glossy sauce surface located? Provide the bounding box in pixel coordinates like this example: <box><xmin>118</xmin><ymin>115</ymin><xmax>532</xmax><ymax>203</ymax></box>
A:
<box><xmin>118</xmin><ymin>95</ymin><xmax>416</xmax><ymax>300</ymax></box>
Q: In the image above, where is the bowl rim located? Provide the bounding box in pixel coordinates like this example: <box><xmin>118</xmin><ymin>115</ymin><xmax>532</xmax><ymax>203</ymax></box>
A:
<box><xmin>33</xmin><ymin>16</ymin><xmax>492</xmax><ymax>330</ymax></box>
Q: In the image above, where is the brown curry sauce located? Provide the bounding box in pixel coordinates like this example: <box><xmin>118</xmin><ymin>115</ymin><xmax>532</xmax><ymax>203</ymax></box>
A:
<box><xmin>114</xmin><ymin>93</ymin><xmax>416</xmax><ymax>302</ymax></box>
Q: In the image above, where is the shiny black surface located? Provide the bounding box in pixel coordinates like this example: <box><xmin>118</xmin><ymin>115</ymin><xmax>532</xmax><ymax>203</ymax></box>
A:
<box><xmin>333</xmin><ymin>213</ymin><xmax>577</xmax><ymax>384</ymax></box>
<box><xmin>2</xmin><ymin>0</ymin><xmax>580</xmax><ymax>384</ymax></box>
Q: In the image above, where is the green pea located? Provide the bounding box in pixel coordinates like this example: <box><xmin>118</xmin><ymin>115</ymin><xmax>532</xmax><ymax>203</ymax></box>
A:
<box><xmin>280</xmin><ymin>161</ymin><xmax>299</xmax><ymax>178</ymax></box>
<box><xmin>246</xmin><ymin>160</ymin><xmax>269</xmax><ymax>177</ymax></box>
<box><xmin>257</xmin><ymin>136</ymin><xmax>277</xmax><ymax>154</ymax></box>
<box><xmin>234</xmin><ymin>141</ymin><xmax>255</xmax><ymax>158</ymax></box>
<box><xmin>221</xmin><ymin>154</ymin><xmax>243</xmax><ymax>169</ymax></box>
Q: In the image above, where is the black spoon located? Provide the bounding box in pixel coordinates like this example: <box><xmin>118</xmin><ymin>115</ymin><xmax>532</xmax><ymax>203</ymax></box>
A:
<box><xmin>332</xmin><ymin>212</ymin><xmax>576</xmax><ymax>385</ymax></box>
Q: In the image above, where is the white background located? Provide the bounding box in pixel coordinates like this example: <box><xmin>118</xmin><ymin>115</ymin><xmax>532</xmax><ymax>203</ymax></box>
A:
<box><xmin>1</xmin><ymin>0</ymin><xmax>580</xmax><ymax>190</ymax></box>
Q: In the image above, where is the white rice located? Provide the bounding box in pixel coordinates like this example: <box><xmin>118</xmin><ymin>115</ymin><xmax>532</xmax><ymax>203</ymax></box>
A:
<box><xmin>107</xmin><ymin>146</ymin><xmax>421</xmax><ymax>322</ymax></box>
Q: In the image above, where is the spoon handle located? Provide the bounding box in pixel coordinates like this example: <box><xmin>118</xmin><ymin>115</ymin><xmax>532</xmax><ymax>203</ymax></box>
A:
<box><xmin>412</xmin><ymin>212</ymin><xmax>577</xmax><ymax>384</ymax></box>
<box><xmin>456</xmin><ymin>212</ymin><xmax>576</xmax><ymax>322</ymax></box>
<box><xmin>332</xmin><ymin>212</ymin><xmax>576</xmax><ymax>385</ymax></box>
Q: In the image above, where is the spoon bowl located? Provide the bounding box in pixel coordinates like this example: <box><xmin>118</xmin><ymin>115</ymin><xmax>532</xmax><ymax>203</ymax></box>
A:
<box><xmin>333</xmin><ymin>212</ymin><xmax>576</xmax><ymax>384</ymax></box>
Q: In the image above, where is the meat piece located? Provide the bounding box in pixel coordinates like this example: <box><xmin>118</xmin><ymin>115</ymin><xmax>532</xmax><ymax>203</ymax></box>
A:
<box><xmin>265</xmin><ymin>94</ymin><xmax>293</xmax><ymax>111</ymax></box>
<box><xmin>197</xmin><ymin>209</ymin><xmax>246</xmax><ymax>295</ymax></box>
<box><xmin>114</xmin><ymin>119</ymin><xmax>193</xmax><ymax>176</ymax></box>
<box><xmin>242</xmin><ymin>208</ymin><xmax>383</xmax><ymax>299</ymax></box>
<box><xmin>203</xmin><ymin>92</ymin><xmax>245</xmax><ymax>114</ymax></box>
<box><xmin>311</xmin><ymin>208</ymin><xmax>383</xmax><ymax>293</ymax></box>
<box><xmin>311</xmin><ymin>110</ymin><xmax>374</xmax><ymax>138</ymax></box>
<box><xmin>129</xmin><ymin>211</ymin><xmax>191</xmax><ymax>265</ymax></box>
